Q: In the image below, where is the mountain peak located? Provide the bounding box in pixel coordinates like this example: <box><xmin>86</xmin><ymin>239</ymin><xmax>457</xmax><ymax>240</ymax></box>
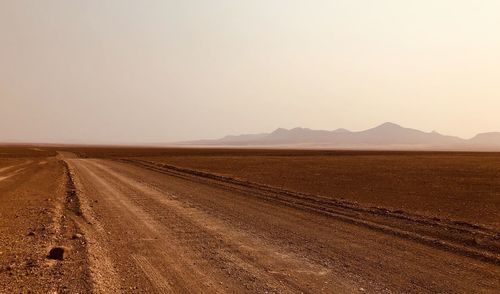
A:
<box><xmin>376</xmin><ymin>122</ymin><xmax>403</xmax><ymax>129</ymax></box>
<box><xmin>271</xmin><ymin>127</ymin><xmax>288</xmax><ymax>133</ymax></box>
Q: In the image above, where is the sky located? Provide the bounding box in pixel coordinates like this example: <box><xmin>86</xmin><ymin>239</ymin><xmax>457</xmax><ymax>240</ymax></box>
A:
<box><xmin>1</xmin><ymin>0</ymin><xmax>499</xmax><ymax>144</ymax></box>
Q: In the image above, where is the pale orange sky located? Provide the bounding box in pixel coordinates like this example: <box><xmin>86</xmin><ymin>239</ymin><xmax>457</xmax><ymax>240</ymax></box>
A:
<box><xmin>1</xmin><ymin>1</ymin><xmax>499</xmax><ymax>143</ymax></box>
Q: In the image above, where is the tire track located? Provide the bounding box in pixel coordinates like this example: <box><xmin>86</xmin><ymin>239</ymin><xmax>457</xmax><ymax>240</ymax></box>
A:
<box><xmin>64</xmin><ymin>159</ymin><xmax>122</xmax><ymax>293</ymax></box>
<box><xmin>88</xmin><ymin>159</ymin><xmax>349</xmax><ymax>293</ymax></box>
<box><xmin>132</xmin><ymin>255</ymin><xmax>173</xmax><ymax>294</ymax></box>
<box><xmin>60</xmin><ymin>156</ymin><xmax>500</xmax><ymax>293</ymax></box>
<box><xmin>70</xmin><ymin>159</ymin><xmax>228</xmax><ymax>293</ymax></box>
<box><xmin>0</xmin><ymin>160</ymin><xmax>33</xmax><ymax>182</ymax></box>
<box><xmin>121</xmin><ymin>158</ymin><xmax>500</xmax><ymax>265</ymax></box>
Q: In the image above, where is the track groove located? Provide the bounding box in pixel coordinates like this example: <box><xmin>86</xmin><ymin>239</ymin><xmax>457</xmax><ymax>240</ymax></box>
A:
<box><xmin>55</xmin><ymin>155</ymin><xmax>500</xmax><ymax>293</ymax></box>
<box><xmin>120</xmin><ymin>158</ymin><xmax>500</xmax><ymax>265</ymax></box>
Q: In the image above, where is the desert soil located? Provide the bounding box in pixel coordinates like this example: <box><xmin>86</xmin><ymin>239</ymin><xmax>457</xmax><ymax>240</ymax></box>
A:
<box><xmin>135</xmin><ymin>152</ymin><xmax>500</xmax><ymax>230</ymax></box>
<box><xmin>72</xmin><ymin>148</ymin><xmax>500</xmax><ymax>229</ymax></box>
<box><xmin>1</xmin><ymin>147</ymin><xmax>499</xmax><ymax>293</ymax></box>
<box><xmin>0</xmin><ymin>150</ymin><xmax>91</xmax><ymax>293</ymax></box>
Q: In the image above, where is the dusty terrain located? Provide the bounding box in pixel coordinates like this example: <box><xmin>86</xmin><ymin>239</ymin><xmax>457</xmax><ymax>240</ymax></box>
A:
<box><xmin>0</xmin><ymin>147</ymin><xmax>91</xmax><ymax>293</ymax></box>
<box><xmin>138</xmin><ymin>152</ymin><xmax>500</xmax><ymax>229</ymax></box>
<box><xmin>1</xmin><ymin>146</ymin><xmax>499</xmax><ymax>293</ymax></box>
<box><xmin>75</xmin><ymin>148</ymin><xmax>500</xmax><ymax>229</ymax></box>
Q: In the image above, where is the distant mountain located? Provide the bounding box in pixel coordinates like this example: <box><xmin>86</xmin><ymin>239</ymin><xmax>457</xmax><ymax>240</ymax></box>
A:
<box><xmin>180</xmin><ymin>123</ymin><xmax>500</xmax><ymax>151</ymax></box>
<box><xmin>469</xmin><ymin>132</ymin><xmax>500</xmax><ymax>147</ymax></box>
<box><xmin>219</xmin><ymin>133</ymin><xmax>269</xmax><ymax>143</ymax></box>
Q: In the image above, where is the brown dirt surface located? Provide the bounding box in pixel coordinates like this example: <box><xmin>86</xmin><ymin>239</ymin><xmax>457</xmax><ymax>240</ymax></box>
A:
<box><xmin>109</xmin><ymin>149</ymin><xmax>499</xmax><ymax>230</ymax></box>
<box><xmin>3</xmin><ymin>146</ymin><xmax>500</xmax><ymax>293</ymax></box>
<box><xmin>0</xmin><ymin>147</ymin><xmax>91</xmax><ymax>293</ymax></box>
<box><xmin>0</xmin><ymin>145</ymin><xmax>57</xmax><ymax>158</ymax></box>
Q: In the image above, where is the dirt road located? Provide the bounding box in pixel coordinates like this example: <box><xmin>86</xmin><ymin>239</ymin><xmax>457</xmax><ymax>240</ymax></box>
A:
<box><xmin>64</xmin><ymin>155</ymin><xmax>500</xmax><ymax>293</ymax></box>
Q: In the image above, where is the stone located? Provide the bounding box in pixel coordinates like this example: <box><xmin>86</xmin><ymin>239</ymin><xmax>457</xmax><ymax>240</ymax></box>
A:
<box><xmin>47</xmin><ymin>247</ymin><xmax>66</xmax><ymax>260</ymax></box>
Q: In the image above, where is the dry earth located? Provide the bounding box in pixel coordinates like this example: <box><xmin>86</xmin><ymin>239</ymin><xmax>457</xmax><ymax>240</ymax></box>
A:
<box><xmin>0</xmin><ymin>148</ymin><xmax>91</xmax><ymax>293</ymax></box>
<box><xmin>136</xmin><ymin>152</ymin><xmax>500</xmax><ymax>230</ymax></box>
<box><xmin>71</xmin><ymin>148</ymin><xmax>500</xmax><ymax>229</ymax></box>
<box><xmin>1</xmin><ymin>147</ymin><xmax>499</xmax><ymax>293</ymax></box>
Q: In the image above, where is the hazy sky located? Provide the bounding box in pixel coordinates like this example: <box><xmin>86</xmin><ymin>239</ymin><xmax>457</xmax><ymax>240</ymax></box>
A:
<box><xmin>1</xmin><ymin>0</ymin><xmax>499</xmax><ymax>143</ymax></box>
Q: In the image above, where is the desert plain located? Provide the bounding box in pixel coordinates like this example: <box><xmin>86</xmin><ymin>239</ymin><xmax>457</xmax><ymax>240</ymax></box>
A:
<box><xmin>1</xmin><ymin>146</ymin><xmax>499</xmax><ymax>293</ymax></box>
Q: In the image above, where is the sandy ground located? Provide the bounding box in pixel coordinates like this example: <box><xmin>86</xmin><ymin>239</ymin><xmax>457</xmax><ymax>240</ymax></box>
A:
<box><xmin>1</xmin><ymin>149</ymin><xmax>499</xmax><ymax>293</ymax></box>
<box><xmin>136</xmin><ymin>152</ymin><xmax>500</xmax><ymax>229</ymax></box>
<box><xmin>0</xmin><ymin>155</ymin><xmax>91</xmax><ymax>293</ymax></box>
<box><xmin>64</xmin><ymin>155</ymin><xmax>498</xmax><ymax>293</ymax></box>
<box><xmin>69</xmin><ymin>148</ymin><xmax>500</xmax><ymax>229</ymax></box>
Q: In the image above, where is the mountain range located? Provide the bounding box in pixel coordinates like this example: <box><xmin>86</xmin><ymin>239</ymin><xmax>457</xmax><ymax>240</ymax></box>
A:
<box><xmin>181</xmin><ymin>122</ymin><xmax>500</xmax><ymax>151</ymax></box>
